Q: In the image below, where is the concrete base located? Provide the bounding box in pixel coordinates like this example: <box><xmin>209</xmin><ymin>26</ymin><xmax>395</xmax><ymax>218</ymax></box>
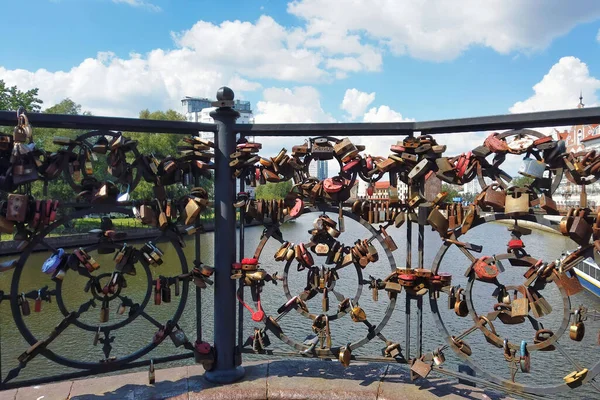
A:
<box><xmin>204</xmin><ymin>365</ymin><xmax>245</xmax><ymax>384</ymax></box>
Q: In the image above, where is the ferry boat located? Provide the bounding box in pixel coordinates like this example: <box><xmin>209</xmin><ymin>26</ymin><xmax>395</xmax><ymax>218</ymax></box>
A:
<box><xmin>575</xmin><ymin>258</ymin><xmax>600</xmax><ymax>297</ymax></box>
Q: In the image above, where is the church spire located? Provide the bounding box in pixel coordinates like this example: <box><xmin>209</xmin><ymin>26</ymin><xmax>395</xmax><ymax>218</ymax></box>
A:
<box><xmin>578</xmin><ymin>90</ymin><xmax>584</xmax><ymax>108</ymax></box>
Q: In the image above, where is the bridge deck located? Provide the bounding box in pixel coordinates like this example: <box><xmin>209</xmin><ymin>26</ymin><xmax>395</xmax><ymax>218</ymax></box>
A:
<box><xmin>0</xmin><ymin>360</ymin><xmax>512</xmax><ymax>400</ymax></box>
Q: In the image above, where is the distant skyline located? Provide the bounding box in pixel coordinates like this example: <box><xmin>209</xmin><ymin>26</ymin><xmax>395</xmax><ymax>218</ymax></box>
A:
<box><xmin>2</xmin><ymin>1</ymin><xmax>600</xmax><ymax>161</ymax></box>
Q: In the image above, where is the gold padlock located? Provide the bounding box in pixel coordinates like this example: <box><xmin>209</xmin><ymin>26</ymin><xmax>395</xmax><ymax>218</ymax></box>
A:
<box><xmin>569</xmin><ymin>309</ymin><xmax>585</xmax><ymax>341</ymax></box>
<box><xmin>349</xmin><ymin>300</ymin><xmax>367</xmax><ymax>322</ymax></box>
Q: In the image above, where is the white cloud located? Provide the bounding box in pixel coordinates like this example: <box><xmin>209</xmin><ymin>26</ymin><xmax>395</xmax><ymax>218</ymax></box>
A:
<box><xmin>288</xmin><ymin>0</ymin><xmax>600</xmax><ymax>61</ymax></box>
<box><xmin>112</xmin><ymin>0</ymin><xmax>161</xmax><ymax>12</ymax></box>
<box><xmin>254</xmin><ymin>86</ymin><xmax>335</xmax><ymax>124</ymax></box>
<box><xmin>0</xmin><ymin>14</ymin><xmax>386</xmax><ymax>116</ymax></box>
<box><xmin>510</xmin><ymin>56</ymin><xmax>600</xmax><ymax>113</ymax></box>
<box><xmin>340</xmin><ymin>89</ymin><xmax>375</xmax><ymax>120</ymax></box>
<box><xmin>363</xmin><ymin>105</ymin><xmax>411</xmax><ymax>123</ymax></box>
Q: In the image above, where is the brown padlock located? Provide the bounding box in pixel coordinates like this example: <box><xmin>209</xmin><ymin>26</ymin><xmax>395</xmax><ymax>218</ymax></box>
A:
<box><xmin>569</xmin><ymin>209</ymin><xmax>592</xmax><ymax>245</ymax></box>
<box><xmin>454</xmin><ymin>288</ymin><xmax>468</xmax><ymax>317</ymax></box>
<box><xmin>482</xmin><ymin>184</ymin><xmax>506</xmax><ymax>211</ymax></box>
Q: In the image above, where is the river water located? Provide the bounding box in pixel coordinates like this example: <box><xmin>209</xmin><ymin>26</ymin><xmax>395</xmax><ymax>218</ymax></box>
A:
<box><xmin>1</xmin><ymin>213</ymin><xmax>599</xmax><ymax>398</ymax></box>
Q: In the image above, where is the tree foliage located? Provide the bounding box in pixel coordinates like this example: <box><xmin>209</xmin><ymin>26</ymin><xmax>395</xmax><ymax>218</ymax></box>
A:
<box><xmin>441</xmin><ymin>184</ymin><xmax>460</xmax><ymax>201</ymax></box>
<box><xmin>511</xmin><ymin>175</ymin><xmax>535</xmax><ymax>187</ymax></box>
<box><xmin>2</xmin><ymin>82</ymin><xmax>210</xmax><ymax>203</ymax></box>
<box><xmin>255</xmin><ymin>181</ymin><xmax>293</xmax><ymax>200</ymax></box>
<box><xmin>0</xmin><ymin>80</ymin><xmax>43</xmax><ymax>112</ymax></box>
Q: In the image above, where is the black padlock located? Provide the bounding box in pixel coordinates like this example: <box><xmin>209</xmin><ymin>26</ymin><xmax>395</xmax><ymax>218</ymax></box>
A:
<box><xmin>161</xmin><ymin>278</ymin><xmax>171</xmax><ymax>303</ymax></box>
<box><xmin>19</xmin><ymin>293</ymin><xmax>31</xmax><ymax>316</ymax></box>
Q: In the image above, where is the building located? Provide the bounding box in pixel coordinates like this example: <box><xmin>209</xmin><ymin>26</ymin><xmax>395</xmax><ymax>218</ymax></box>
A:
<box><xmin>181</xmin><ymin>97</ymin><xmax>254</xmax><ymax>124</ymax></box>
<box><xmin>308</xmin><ymin>160</ymin><xmax>328</xmax><ymax>180</ymax></box>
<box><xmin>552</xmin><ymin>94</ymin><xmax>600</xmax><ymax>209</ymax></box>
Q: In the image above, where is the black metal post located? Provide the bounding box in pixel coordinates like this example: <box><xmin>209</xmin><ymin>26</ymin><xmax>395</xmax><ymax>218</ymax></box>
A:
<box><xmin>237</xmin><ymin>133</ymin><xmax>246</xmax><ymax>366</ymax></box>
<box><xmin>205</xmin><ymin>87</ymin><xmax>245</xmax><ymax>383</ymax></box>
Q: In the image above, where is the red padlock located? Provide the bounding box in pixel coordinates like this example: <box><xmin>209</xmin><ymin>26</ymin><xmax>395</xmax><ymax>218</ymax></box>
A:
<box><xmin>195</xmin><ymin>340</ymin><xmax>211</xmax><ymax>354</ymax></box>
<box><xmin>232</xmin><ymin>262</ymin><xmax>242</xmax><ymax>270</ymax></box>
<box><xmin>472</xmin><ymin>256</ymin><xmax>498</xmax><ymax>282</ymax></box>
<box><xmin>366</xmin><ymin>156</ymin><xmax>373</xmax><ymax>170</ymax></box>
<box><xmin>323</xmin><ymin>177</ymin><xmax>343</xmax><ymax>193</ymax></box>
<box><xmin>342</xmin><ymin>158</ymin><xmax>361</xmax><ymax>173</ymax></box>
<box><xmin>508</xmin><ymin>239</ymin><xmax>525</xmax><ymax>250</ymax></box>
<box><xmin>366</xmin><ymin>183</ymin><xmax>374</xmax><ymax>197</ymax></box>
<box><xmin>34</xmin><ymin>291</ymin><xmax>42</xmax><ymax>312</ymax></box>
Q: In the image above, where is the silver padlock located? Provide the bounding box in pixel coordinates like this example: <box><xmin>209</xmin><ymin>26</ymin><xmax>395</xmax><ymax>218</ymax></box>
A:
<box><xmin>432</xmin><ymin>348</ymin><xmax>446</xmax><ymax>366</ymax></box>
<box><xmin>169</xmin><ymin>327</ymin><xmax>188</xmax><ymax>347</ymax></box>
<box><xmin>518</xmin><ymin>157</ymin><xmax>545</xmax><ymax>179</ymax></box>
<box><xmin>408</xmin><ymin>158</ymin><xmax>431</xmax><ymax>180</ymax></box>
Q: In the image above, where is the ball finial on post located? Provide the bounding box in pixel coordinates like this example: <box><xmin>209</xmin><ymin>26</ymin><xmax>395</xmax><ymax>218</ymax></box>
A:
<box><xmin>212</xmin><ymin>87</ymin><xmax>235</xmax><ymax>108</ymax></box>
<box><xmin>217</xmin><ymin>87</ymin><xmax>234</xmax><ymax>101</ymax></box>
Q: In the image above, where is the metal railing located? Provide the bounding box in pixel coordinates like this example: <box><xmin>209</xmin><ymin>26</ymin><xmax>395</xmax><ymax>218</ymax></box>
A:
<box><xmin>0</xmin><ymin>87</ymin><xmax>599</xmax><ymax>398</ymax></box>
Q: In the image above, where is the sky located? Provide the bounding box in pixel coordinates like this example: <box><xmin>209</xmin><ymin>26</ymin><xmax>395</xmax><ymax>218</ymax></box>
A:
<box><xmin>2</xmin><ymin>0</ymin><xmax>600</xmax><ymax>166</ymax></box>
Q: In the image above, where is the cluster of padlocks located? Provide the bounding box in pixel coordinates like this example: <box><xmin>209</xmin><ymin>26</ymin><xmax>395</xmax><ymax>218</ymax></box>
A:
<box><xmin>0</xmin><ymin>110</ymin><xmax>220</xmax><ymax>382</ymax></box>
<box><xmin>230</xmin><ymin>129</ymin><xmax>599</xmax><ymax>393</ymax></box>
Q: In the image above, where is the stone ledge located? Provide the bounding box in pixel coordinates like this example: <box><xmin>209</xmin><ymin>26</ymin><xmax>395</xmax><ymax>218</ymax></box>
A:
<box><xmin>1</xmin><ymin>359</ymin><xmax>512</xmax><ymax>400</ymax></box>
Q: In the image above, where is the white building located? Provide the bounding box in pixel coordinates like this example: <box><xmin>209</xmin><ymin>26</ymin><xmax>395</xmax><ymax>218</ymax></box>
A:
<box><xmin>552</xmin><ymin>95</ymin><xmax>600</xmax><ymax>209</ymax></box>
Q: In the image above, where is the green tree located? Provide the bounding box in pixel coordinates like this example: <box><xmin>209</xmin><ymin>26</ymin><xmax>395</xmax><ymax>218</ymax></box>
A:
<box><xmin>255</xmin><ymin>181</ymin><xmax>293</xmax><ymax>200</ymax></box>
<box><xmin>0</xmin><ymin>80</ymin><xmax>43</xmax><ymax>112</ymax></box>
<box><xmin>29</xmin><ymin>99</ymin><xmax>93</xmax><ymax>201</ymax></box>
<box><xmin>127</xmin><ymin>109</ymin><xmax>213</xmax><ymax>201</ymax></box>
<box><xmin>441</xmin><ymin>184</ymin><xmax>460</xmax><ymax>200</ymax></box>
<box><xmin>510</xmin><ymin>176</ymin><xmax>534</xmax><ymax>187</ymax></box>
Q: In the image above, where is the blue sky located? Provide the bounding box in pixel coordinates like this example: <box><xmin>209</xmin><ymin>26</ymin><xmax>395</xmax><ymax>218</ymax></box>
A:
<box><xmin>2</xmin><ymin>0</ymin><xmax>600</xmax><ymax>133</ymax></box>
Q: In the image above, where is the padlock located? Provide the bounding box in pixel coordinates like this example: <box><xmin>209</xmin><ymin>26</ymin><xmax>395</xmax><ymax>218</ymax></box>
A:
<box><xmin>519</xmin><ymin>341</ymin><xmax>531</xmax><ymax>373</ymax></box>
<box><xmin>380</xmin><ymin>227</ymin><xmax>397</xmax><ymax>251</ymax></box>
<box><xmin>161</xmin><ymin>279</ymin><xmax>171</xmax><ymax>303</ymax></box>
<box><xmin>349</xmin><ymin>300</ymin><xmax>367</xmax><ymax>322</ymax></box>
<box><xmin>450</xmin><ymin>336</ymin><xmax>472</xmax><ymax>356</ymax></box>
<box><xmin>384</xmin><ymin>342</ymin><xmax>401</xmax><ymax>358</ymax></box>
<box><xmin>447</xmin><ymin>287</ymin><xmax>457</xmax><ymax>310</ymax></box>
<box><xmin>148</xmin><ymin>360</ymin><xmax>155</xmax><ymax>385</ymax></box>
<box><xmin>569</xmin><ymin>209</ymin><xmax>592</xmax><ymax>245</ymax></box>
<box><xmin>427</xmin><ymin>206</ymin><xmax>449</xmax><ymax>237</ymax></box>
<box><xmin>528</xmin><ymin>288</ymin><xmax>552</xmax><ymax>317</ymax></box>
<box><xmin>19</xmin><ymin>293</ymin><xmax>31</xmax><ymax>316</ymax></box>
<box><xmin>554</xmin><ymin>269</ymin><xmax>584</xmax><ymax>296</ymax></box>
<box><xmin>410</xmin><ymin>356</ymin><xmax>433</xmax><ymax>380</ymax></box>
<box><xmin>154</xmin><ymin>279</ymin><xmax>162</xmax><ymax>305</ymax></box>
<box><xmin>569</xmin><ymin>309</ymin><xmax>585</xmax><ymax>341</ymax></box>
<box><xmin>169</xmin><ymin>327</ymin><xmax>188</xmax><ymax>347</ymax></box>
<box><xmin>564</xmin><ymin>368</ymin><xmax>588</xmax><ymax>387</ymax></box>
<box><xmin>534</xmin><ymin>329</ymin><xmax>555</xmax><ymax>351</ymax></box>
<box><xmin>432</xmin><ymin>349</ymin><xmax>446</xmax><ymax>366</ymax></box>
<box><xmin>482</xmin><ymin>184</ymin><xmax>506</xmax><ymax>211</ymax></box>
<box><xmin>518</xmin><ymin>156</ymin><xmax>546</xmax><ymax>179</ymax></box>
<box><xmin>34</xmin><ymin>290</ymin><xmax>42</xmax><ymax>312</ymax></box>
<box><xmin>338</xmin><ymin>345</ymin><xmax>351</xmax><ymax>367</ymax></box>
<box><xmin>93</xmin><ymin>327</ymin><xmax>101</xmax><ymax>346</ymax></box>
<box><xmin>454</xmin><ymin>289</ymin><xmax>468</xmax><ymax>317</ymax></box>
<box><xmin>505</xmin><ymin>187</ymin><xmax>529</xmax><ymax>216</ymax></box>
<box><xmin>510</xmin><ymin>287</ymin><xmax>529</xmax><ymax>317</ymax></box>
<box><xmin>100</xmin><ymin>298</ymin><xmax>109</xmax><ymax>323</ymax></box>
<box><xmin>472</xmin><ymin>257</ymin><xmax>498</xmax><ymax>282</ymax></box>
<box><xmin>539</xmin><ymin>194</ymin><xmax>559</xmax><ymax>215</ymax></box>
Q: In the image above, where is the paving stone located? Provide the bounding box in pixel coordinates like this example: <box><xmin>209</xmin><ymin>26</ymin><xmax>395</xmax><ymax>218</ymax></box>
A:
<box><xmin>266</xmin><ymin>359</ymin><xmax>385</xmax><ymax>400</ymax></box>
<box><xmin>378</xmin><ymin>364</ymin><xmax>511</xmax><ymax>400</ymax></box>
<box><xmin>15</xmin><ymin>381</ymin><xmax>72</xmax><ymax>400</ymax></box>
<box><xmin>0</xmin><ymin>389</ymin><xmax>17</xmax><ymax>400</ymax></box>
<box><xmin>188</xmin><ymin>361</ymin><xmax>268</xmax><ymax>400</ymax></box>
<box><xmin>70</xmin><ymin>371</ymin><xmax>145</xmax><ymax>399</ymax></box>
<box><xmin>135</xmin><ymin>366</ymin><xmax>189</xmax><ymax>400</ymax></box>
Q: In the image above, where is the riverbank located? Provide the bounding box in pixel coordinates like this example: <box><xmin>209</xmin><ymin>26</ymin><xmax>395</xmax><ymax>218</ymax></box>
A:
<box><xmin>0</xmin><ymin>220</ymin><xmax>264</xmax><ymax>256</ymax></box>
